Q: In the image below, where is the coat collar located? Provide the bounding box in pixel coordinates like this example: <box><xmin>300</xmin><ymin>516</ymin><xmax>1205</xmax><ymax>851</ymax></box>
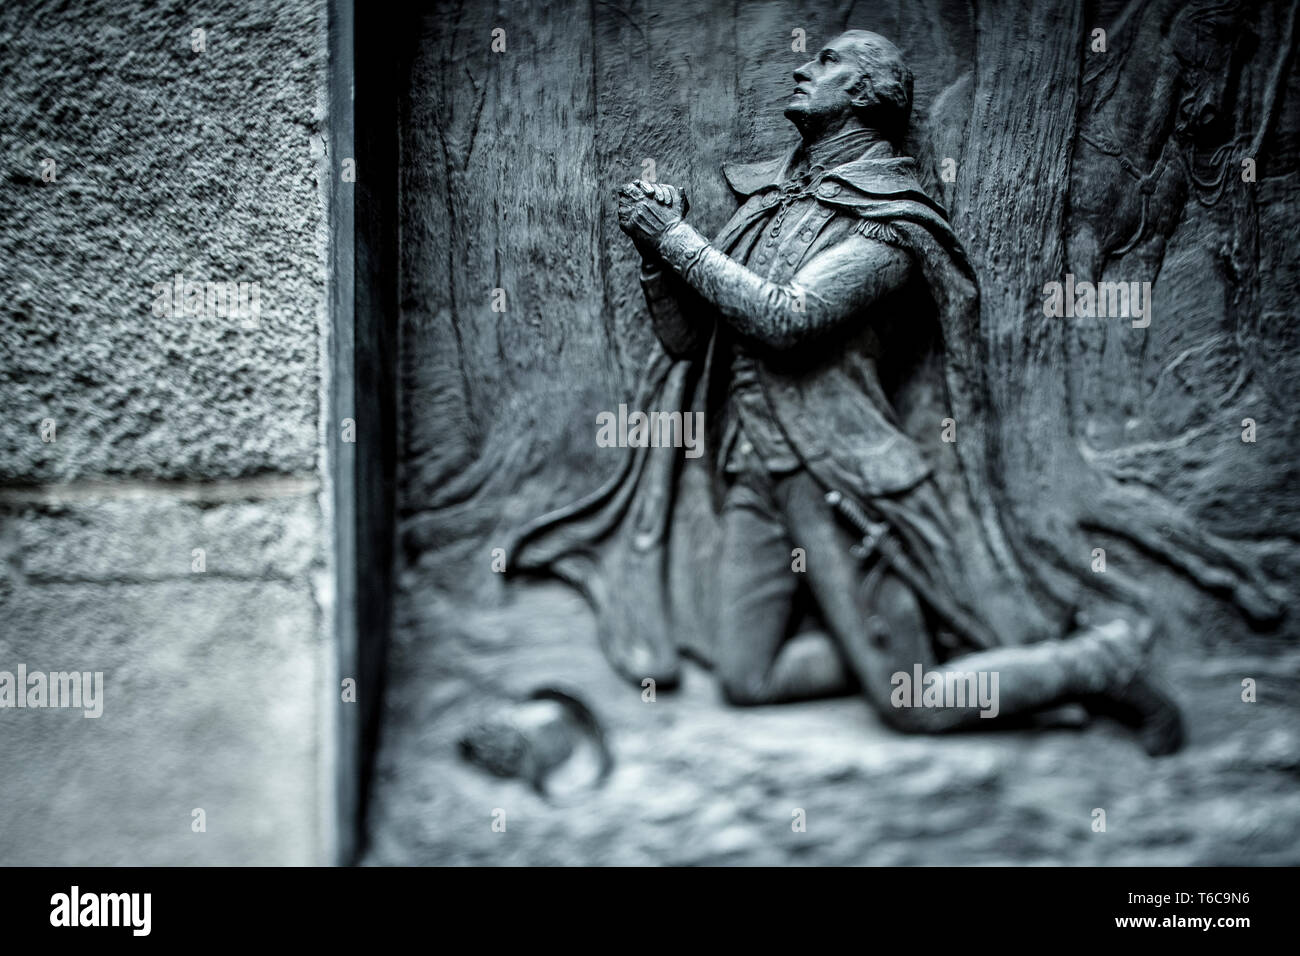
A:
<box><xmin>722</xmin><ymin>139</ymin><xmax>949</xmax><ymax>219</ymax></box>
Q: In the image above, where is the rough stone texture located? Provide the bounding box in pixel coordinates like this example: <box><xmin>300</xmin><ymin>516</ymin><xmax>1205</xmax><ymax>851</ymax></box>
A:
<box><xmin>0</xmin><ymin>0</ymin><xmax>332</xmax><ymax>865</ymax></box>
<box><xmin>0</xmin><ymin>0</ymin><xmax>328</xmax><ymax>482</ymax></box>
<box><xmin>372</xmin><ymin>0</ymin><xmax>1300</xmax><ymax>864</ymax></box>
<box><xmin>0</xmin><ymin>576</ymin><xmax>321</xmax><ymax>866</ymax></box>
<box><xmin>6</xmin><ymin>493</ymin><xmax>320</xmax><ymax>583</ymax></box>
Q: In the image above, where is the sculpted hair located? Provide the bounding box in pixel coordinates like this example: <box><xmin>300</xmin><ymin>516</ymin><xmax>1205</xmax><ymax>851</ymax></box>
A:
<box><xmin>842</xmin><ymin>30</ymin><xmax>914</xmax><ymax>142</ymax></box>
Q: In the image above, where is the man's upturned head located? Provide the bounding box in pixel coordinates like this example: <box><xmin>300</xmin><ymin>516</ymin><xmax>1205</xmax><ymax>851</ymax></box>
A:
<box><xmin>785</xmin><ymin>31</ymin><xmax>913</xmax><ymax>143</ymax></box>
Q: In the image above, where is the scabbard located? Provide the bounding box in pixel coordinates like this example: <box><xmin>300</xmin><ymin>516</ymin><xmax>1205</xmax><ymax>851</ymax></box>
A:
<box><xmin>824</xmin><ymin>490</ymin><xmax>997</xmax><ymax>650</ymax></box>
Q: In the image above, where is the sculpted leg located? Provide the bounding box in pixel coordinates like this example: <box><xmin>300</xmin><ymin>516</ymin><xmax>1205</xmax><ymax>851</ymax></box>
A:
<box><xmin>879</xmin><ymin>617</ymin><xmax>1183</xmax><ymax>755</ymax></box>
<box><xmin>782</xmin><ymin>471</ymin><xmax>1183</xmax><ymax>753</ymax></box>
<box><xmin>714</xmin><ymin>478</ymin><xmax>854</xmax><ymax>705</ymax></box>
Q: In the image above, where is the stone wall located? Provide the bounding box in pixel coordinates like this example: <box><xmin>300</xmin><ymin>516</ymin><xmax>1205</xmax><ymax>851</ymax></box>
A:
<box><xmin>0</xmin><ymin>0</ymin><xmax>335</xmax><ymax>865</ymax></box>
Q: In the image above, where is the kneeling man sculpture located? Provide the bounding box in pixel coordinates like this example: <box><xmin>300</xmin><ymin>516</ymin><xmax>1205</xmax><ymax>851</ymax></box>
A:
<box><xmin>508</xmin><ymin>30</ymin><xmax>1183</xmax><ymax>756</ymax></box>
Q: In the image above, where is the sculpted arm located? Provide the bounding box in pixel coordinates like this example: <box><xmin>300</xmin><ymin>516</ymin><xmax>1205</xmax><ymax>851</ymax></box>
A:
<box><xmin>638</xmin><ymin>260</ymin><xmax>710</xmax><ymax>358</ymax></box>
<box><xmin>617</xmin><ymin>180</ymin><xmax>912</xmax><ymax>350</ymax></box>
<box><xmin>653</xmin><ymin>219</ymin><xmax>912</xmax><ymax>350</ymax></box>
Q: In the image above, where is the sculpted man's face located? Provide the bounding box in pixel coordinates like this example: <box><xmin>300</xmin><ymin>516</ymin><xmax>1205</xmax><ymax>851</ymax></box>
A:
<box><xmin>785</xmin><ymin>32</ymin><xmax>890</xmax><ymax>139</ymax></box>
<box><xmin>786</xmin><ymin>34</ymin><xmax>867</xmax><ymax>134</ymax></box>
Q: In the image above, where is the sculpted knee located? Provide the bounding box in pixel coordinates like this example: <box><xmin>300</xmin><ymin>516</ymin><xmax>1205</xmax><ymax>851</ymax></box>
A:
<box><xmin>874</xmin><ymin>696</ymin><xmax>952</xmax><ymax>734</ymax></box>
<box><xmin>876</xmin><ymin>699</ymin><xmax>929</xmax><ymax>733</ymax></box>
<box><xmin>720</xmin><ymin>674</ymin><xmax>771</xmax><ymax>707</ymax></box>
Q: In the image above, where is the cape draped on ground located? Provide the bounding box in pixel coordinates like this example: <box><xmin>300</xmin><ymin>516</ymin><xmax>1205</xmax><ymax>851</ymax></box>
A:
<box><xmin>505</xmin><ymin>154</ymin><xmax>1044</xmax><ymax>686</ymax></box>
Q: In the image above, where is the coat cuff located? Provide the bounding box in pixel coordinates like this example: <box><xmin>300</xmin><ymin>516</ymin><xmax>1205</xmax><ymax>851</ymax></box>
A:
<box><xmin>654</xmin><ymin>221</ymin><xmax>710</xmax><ymax>273</ymax></box>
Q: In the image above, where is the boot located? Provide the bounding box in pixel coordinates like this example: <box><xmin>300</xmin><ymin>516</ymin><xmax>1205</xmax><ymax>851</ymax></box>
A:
<box><xmin>1074</xmin><ymin>618</ymin><xmax>1184</xmax><ymax>756</ymax></box>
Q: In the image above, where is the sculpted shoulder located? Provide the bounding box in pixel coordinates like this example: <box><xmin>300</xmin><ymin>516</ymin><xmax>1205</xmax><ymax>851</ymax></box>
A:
<box><xmin>721</xmin><ymin>150</ymin><xmax>950</xmax><ymax>223</ymax></box>
<box><xmin>821</xmin><ymin>154</ymin><xmax>949</xmax><ymax>219</ymax></box>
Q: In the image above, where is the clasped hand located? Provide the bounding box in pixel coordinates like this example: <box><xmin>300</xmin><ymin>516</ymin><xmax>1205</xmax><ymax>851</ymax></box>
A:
<box><xmin>617</xmin><ymin>180</ymin><xmax>688</xmax><ymax>255</ymax></box>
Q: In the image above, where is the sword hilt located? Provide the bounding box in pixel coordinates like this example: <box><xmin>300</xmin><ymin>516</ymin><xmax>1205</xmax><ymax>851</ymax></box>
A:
<box><xmin>825</xmin><ymin>490</ymin><xmax>890</xmax><ymax>559</ymax></box>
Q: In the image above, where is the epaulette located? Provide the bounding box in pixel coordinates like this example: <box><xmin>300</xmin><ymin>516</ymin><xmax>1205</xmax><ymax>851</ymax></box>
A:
<box><xmin>854</xmin><ymin>218</ymin><xmax>908</xmax><ymax>248</ymax></box>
